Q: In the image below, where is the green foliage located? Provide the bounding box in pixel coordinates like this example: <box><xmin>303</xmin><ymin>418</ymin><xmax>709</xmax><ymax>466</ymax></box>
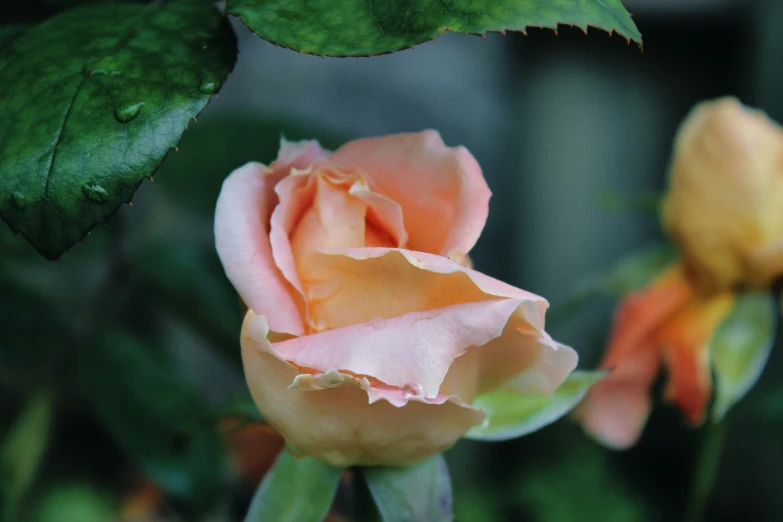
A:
<box><xmin>32</xmin><ymin>484</ymin><xmax>114</xmax><ymax>522</ymax></box>
<box><xmin>0</xmin><ymin>392</ymin><xmax>53</xmax><ymax>521</ymax></box>
<box><xmin>364</xmin><ymin>454</ymin><xmax>452</xmax><ymax>522</ymax></box>
<box><xmin>80</xmin><ymin>332</ymin><xmax>225</xmax><ymax>509</ymax></box>
<box><xmin>519</xmin><ymin>441</ymin><xmax>653</xmax><ymax>522</ymax></box>
<box><xmin>465</xmin><ymin>371</ymin><xmax>605</xmax><ymax>441</ymax></box>
<box><xmin>226</xmin><ymin>0</ymin><xmax>641</xmax><ymax>57</ymax></box>
<box><xmin>711</xmin><ymin>291</ymin><xmax>776</xmax><ymax>421</ymax></box>
<box><xmin>244</xmin><ymin>450</ymin><xmax>342</xmax><ymax>522</ymax></box>
<box><xmin>0</xmin><ymin>0</ymin><xmax>236</xmax><ymax>259</ymax></box>
<box><xmin>549</xmin><ymin>244</ymin><xmax>678</xmax><ymax>327</ymax></box>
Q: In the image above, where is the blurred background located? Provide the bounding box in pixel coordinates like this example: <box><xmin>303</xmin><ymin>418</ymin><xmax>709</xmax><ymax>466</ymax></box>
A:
<box><xmin>2</xmin><ymin>0</ymin><xmax>783</xmax><ymax>520</ymax></box>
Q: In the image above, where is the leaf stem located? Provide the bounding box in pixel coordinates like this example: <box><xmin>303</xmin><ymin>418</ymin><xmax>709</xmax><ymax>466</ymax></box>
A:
<box><xmin>683</xmin><ymin>420</ymin><xmax>728</xmax><ymax>522</ymax></box>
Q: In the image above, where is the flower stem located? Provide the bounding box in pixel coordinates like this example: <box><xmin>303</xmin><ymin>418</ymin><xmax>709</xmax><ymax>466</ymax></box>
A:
<box><xmin>683</xmin><ymin>420</ymin><xmax>728</xmax><ymax>522</ymax></box>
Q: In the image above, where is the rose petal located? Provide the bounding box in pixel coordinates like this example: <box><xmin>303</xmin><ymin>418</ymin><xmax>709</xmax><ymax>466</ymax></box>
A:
<box><xmin>299</xmin><ymin>248</ymin><xmax>546</xmax><ymax>330</ymax></box>
<box><xmin>658</xmin><ymin>292</ymin><xmax>735</xmax><ymax>425</ymax></box>
<box><xmin>275</xmin><ymin>299</ymin><xmax>522</xmax><ymax>398</ymax></box>
<box><xmin>241</xmin><ymin>312</ymin><xmax>484</xmax><ymax>467</ymax></box>
<box><xmin>330</xmin><ymin>130</ymin><xmax>490</xmax><ymax>256</ymax></box>
<box><xmin>285</xmin><ymin>248</ymin><xmax>576</xmax><ymax>398</ymax></box>
<box><xmin>214</xmin><ymin>162</ymin><xmax>303</xmax><ymax>335</ymax></box>
<box><xmin>290</xmin><ymin>176</ymin><xmax>368</xmax><ymax>264</ymax></box>
<box><xmin>274</xmin><ymin>137</ymin><xmax>331</xmax><ymax>173</ymax></box>
<box><xmin>576</xmin><ymin>264</ymin><xmax>694</xmax><ymax>449</ymax></box>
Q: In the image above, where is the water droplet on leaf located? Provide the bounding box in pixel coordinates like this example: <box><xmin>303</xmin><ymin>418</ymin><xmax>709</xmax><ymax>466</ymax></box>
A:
<box><xmin>81</xmin><ymin>182</ymin><xmax>108</xmax><ymax>204</ymax></box>
<box><xmin>89</xmin><ymin>56</ymin><xmax>123</xmax><ymax>76</ymax></box>
<box><xmin>10</xmin><ymin>191</ymin><xmax>26</xmax><ymax>210</ymax></box>
<box><xmin>114</xmin><ymin>102</ymin><xmax>144</xmax><ymax>123</ymax></box>
<box><xmin>198</xmin><ymin>78</ymin><xmax>218</xmax><ymax>94</ymax></box>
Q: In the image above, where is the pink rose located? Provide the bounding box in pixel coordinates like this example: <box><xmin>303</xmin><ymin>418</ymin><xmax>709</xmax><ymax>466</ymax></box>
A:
<box><xmin>215</xmin><ymin>131</ymin><xmax>577</xmax><ymax>467</ymax></box>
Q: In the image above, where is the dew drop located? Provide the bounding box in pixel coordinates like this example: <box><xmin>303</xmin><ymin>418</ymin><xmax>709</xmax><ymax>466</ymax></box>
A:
<box><xmin>402</xmin><ymin>382</ymin><xmax>424</xmax><ymax>398</ymax></box>
<box><xmin>369</xmin><ymin>317</ymin><xmax>387</xmax><ymax>330</ymax></box>
<box><xmin>89</xmin><ymin>56</ymin><xmax>123</xmax><ymax>76</ymax></box>
<box><xmin>10</xmin><ymin>191</ymin><xmax>26</xmax><ymax>210</ymax></box>
<box><xmin>81</xmin><ymin>182</ymin><xmax>108</xmax><ymax>204</ymax></box>
<box><xmin>198</xmin><ymin>78</ymin><xmax>218</xmax><ymax>94</ymax></box>
<box><xmin>312</xmin><ymin>318</ymin><xmax>328</xmax><ymax>332</ymax></box>
<box><xmin>114</xmin><ymin>102</ymin><xmax>144</xmax><ymax>123</ymax></box>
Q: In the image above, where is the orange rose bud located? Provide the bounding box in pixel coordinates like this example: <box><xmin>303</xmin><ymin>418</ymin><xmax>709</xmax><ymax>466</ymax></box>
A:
<box><xmin>663</xmin><ymin>97</ymin><xmax>783</xmax><ymax>291</ymax></box>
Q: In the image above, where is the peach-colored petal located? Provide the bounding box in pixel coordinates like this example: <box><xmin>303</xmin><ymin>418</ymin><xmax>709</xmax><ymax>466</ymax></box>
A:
<box><xmin>576</xmin><ymin>342</ymin><xmax>660</xmax><ymax>450</ymax></box>
<box><xmin>287</xmin><ymin>248</ymin><xmax>576</xmax><ymax>398</ymax></box>
<box><xmin>273</xmin><ymin>137</ymin><xmax>330</xmax><ymax>175</ymax></box>
<box><xmin>268</xmin><ymin>174</ymin><xmax>315</xmax><ymax>295</ymax></box>
<box><xmin>274</xmin><ymin>299</ymin><xmax>522</xmax><ymax>398</ymax></box>
<box><xmin>576</xmin><ymin>264</ymin><xmax>694</xmax><ymax>449</ymax></box>
<box><xmin>299</xmin><ymin>248</ymin><xmax>546</xmax><ymax>330</ymax></box>
<box><xmin>347</xmin><ymin>177</ymin><xmax>408</xmax><ymax>248</ymax></box>
<box><xmin>241</xmin><ymin>312</ymin><xmax>484</xmax><ymax>467</ymax></box>
<box><xmin>658</xmin><ymin>292</ymin><xmax>735</xmax><ymax>425</ymax></box>
<box><xmin>330</xmin><ymin>130</ymin><xmax>490</xmax><ymax>256</ymax></box>
<box><xmin>214</xmin><ymin>162</ymin><xmax>303</xmax><ymax>335</ymax></box>
<box><xmin>290</xmin><ymin>176</ymin><xmax>368</xmax><ymax>264</ymax></box>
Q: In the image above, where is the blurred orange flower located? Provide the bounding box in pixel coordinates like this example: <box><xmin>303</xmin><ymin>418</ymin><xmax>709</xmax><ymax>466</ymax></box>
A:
<box><xmin>577</xmin><ymin>97</ymin><xmax>783</xmax><ymax>448</ymax></box>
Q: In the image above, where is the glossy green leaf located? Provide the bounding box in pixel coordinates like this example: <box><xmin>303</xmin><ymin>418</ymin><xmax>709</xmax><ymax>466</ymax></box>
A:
<box><xmin>80</xmin><ymin>332</ymin><xmax>224</xmax><ymax>508</ymax></box>
<box><xmin>244</xmin><ymin>450</ymin><xmax>342</xmax><ymax>522</ymax></box>
<box><xmin>711</xmin><ymin>291</ymin><xmax>776</xmax><ymax>421</ymax></box>
<box><xmin>0</xmin><ymin>392</ymin><xmax>53</xmax><ymax>521</ymax></box>
<box><xmin>227</xmin><ymin>0</ymin><xmax>641</xmax><ymax>57</ymax></box>
<box><xmin>465</xmin><ymin>371</ymin><xmax>605</xmax><ymax>441</ymax></box>
<box><xmin>0</xmin><ymin>0</ymin><xmax>236</xmax><ymax>259</ymax></box>
<box><xmin>365</xmin><ymin>454</ymin><xmax>452</xmax><ymax>522</ymax></box>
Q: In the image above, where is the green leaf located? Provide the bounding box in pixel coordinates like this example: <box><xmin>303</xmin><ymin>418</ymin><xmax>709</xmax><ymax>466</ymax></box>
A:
<box><xmin>711</xmin><ymin>290</ymin><xmax>776</xmax><ymax>421</ymax></box>
<box><xmin>0</xmin><ymin>0</ymin><xmax>236</xmax><ymax>259</ymax></box>
<box><xmin>364</xmin><ymin>454</ymin><xmax>453</xmax><ymax>522</ymax></box>
<box><xmin>0</xmin><ymin>26</ymin><xmax>28</xmax><ymax>51</ymax></box>
<box><xmin>130</xmin><ymin>237</ymin><xmax>243</xmax><ymax>360</ymax></box>
<box><xmin>548</xmin><ymin>244</ymin><xmax>677</xmax><ymax>327</ymax></box>
<box><xmin>0</xmin><ymin>392</ymin><xmax>53</xmax><ymax>521</ymax></box>
<box><xmin>244</xmin><ymin>450</ymin><xmax>342</xmax><ymax>522</ymax></box>
<box><xmin>226</xmin><ymin>0</ymin><xmax>641</xmax><ymax>57</ymax></box>
<box><xmin>465</xmin><ymin>371</ymin><xmax>605</xmax><ymax>441</ymax></box>
<box><xmin>80</xmin><ymin>332</ymin><xmax>224</xmax><ymax>509</ymax></box>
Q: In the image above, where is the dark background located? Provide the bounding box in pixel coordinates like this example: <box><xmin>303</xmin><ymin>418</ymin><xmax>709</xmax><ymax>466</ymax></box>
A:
<box><xmin>2</xmin><ymin>0</ymin><xmax>782</xmax><ymax>520</ymax></box>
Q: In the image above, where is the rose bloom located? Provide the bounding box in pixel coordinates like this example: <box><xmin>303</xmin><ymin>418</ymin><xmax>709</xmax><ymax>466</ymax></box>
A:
<box><xmin>215</xmin><ymin>131</ymin><xmax>577</xmax><ymax>467</ymax></box>
<box><xmin>578</xmin><ymin>97</ymin><xmax>783</xmax><ymax>449</ymax></box>
<box><xmin>663</xmin><ymin>97</ymin><xmax>783</xmax><ymax>291</ymax></box>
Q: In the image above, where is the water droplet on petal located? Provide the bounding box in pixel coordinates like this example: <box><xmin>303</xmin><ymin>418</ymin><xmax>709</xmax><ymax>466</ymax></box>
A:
<box><xmin>402</xmin><ymin>382</ymin><xmax>424</xmax><ymax>398</ymax></box>
<box><xmin>114</xmin><ymin>102</ymin><xmax>144</xmax><ymax>123</ymax></box>
<box><xmin>81</xmin><ymin>182</ymin><xmax>108</xmax><ymax>204</ymax></box>
<box><xmin>10</xmin><ymin>191</ymin><xmax>26</xmax><ymax>210</ymax></box>
<box><xmin>198</xmin><ymin>78</ymin><xmax>218</xmax><ymax>94</ymax></box>
<box><xmin>312</xmin><ymin>318</ymin><xmax>328</xmax><ymax>332</ymax></box>
<box><xmin>369</xmin><ymin>317</ymin><xmax>387</xmax><ymax>330</ymax></box>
